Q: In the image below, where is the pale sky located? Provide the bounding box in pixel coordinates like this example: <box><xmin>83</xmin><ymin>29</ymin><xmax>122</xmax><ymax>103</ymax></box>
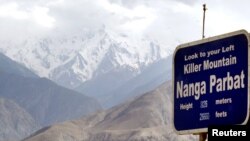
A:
<box><xmin>1</xmin><ymin>0</ymin><xmax>250</xmax><ymax>49</ymax></box>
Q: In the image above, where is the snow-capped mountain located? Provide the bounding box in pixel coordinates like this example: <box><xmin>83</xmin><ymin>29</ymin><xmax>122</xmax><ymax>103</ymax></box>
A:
<box><xmin>0</xmin><ymin>27</ymin><xmax>171</xmax><ymax>89</ymax></box>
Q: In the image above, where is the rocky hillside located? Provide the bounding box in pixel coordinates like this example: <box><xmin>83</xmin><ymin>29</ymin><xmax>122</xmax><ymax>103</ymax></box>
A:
<box><xmin>24</xmin><ymin>81</ymin><xmax>196</xmax><ymax>141</ymax></box>
<box><xmin>0</xmin><ymin>98</ymin><xmax>39</xmax><ymax>141</ymax></box>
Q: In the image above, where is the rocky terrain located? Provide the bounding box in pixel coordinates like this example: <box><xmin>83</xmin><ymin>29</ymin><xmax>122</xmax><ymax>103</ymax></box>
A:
<box><xmin>24</xmin><ymin>81</ymin><xmax>196</xmax><ymax>141</ymax></box>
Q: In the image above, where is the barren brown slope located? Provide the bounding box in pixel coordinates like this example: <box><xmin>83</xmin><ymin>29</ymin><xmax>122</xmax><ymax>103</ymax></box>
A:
<box><xmin>24</xmin><ymin>81</ymin><xmax>196</xmax><ymax>141</ymax></box>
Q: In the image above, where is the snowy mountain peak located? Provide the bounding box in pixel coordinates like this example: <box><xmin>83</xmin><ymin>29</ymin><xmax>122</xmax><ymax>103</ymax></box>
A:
<box><xmin>0</xmin><ymin>27</ymin><xmax>168</xmax><ymax>89</ymax></box>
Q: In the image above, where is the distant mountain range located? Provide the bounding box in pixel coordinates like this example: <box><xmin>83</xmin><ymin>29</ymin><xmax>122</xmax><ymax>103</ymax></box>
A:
<box><xmin>0</xmin><ymin>53</ymin><xmax>101</xmax><ymax>140</ymax></box>
<box><xmin>23</xmin><ymin>81</ymin><xmax>196</xmax><ymax>141</ymax></box>
<box><xmin>0</xmin><ymin>27</ymin><xmax>175</xmax><ymax>141</ymax></box>
<box><xmin>0</xmin><ymin>27</ymin><xmax>171</xmax><ymax>107</ymax></box>
<box><xmin>0</xmin><ymin>28</ymin><xmax>170</xmax><ymax>87</ymax></box>
<box><xmin>77</xmin><ymin>55</ymin><xmax>172</xmax><ymax>108</ymax></box>
<box><xmin>0</xmin><ymin>27</ymin><xmax>172</xmax><ymax>108</ymax></box>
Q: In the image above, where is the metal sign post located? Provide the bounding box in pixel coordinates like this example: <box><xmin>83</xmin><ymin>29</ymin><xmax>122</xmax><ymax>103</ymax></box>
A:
<box><xmin>201</xmin><ymin>4</ymin><xmax>207</xmax><ymax>141</ymax></box>
<box><xmin>199</xmin><ymin>133</ymin><xmax>207</xmax><ymax>141</ymax></box>
<box><xmin>202</xmin><ymin>4</ymin><xmax>207</xmax><ymax>39</ymax></box>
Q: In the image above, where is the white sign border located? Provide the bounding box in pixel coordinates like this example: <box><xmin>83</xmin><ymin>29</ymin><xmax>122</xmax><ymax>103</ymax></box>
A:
<box><xmin>172</xmin><ymin>29</ymin><xmax>250</xmax><ymax>134</ymax></box>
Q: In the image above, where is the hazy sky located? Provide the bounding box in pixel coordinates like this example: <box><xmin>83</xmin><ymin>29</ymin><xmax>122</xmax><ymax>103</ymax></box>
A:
<box><xmin>1</xmin><ymin>0</ymin><xmax>250</xmax><ymax>48</ymax></box>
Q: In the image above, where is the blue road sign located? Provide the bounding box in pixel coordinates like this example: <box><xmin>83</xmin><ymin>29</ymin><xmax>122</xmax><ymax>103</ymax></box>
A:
<box><xmin>173</xmin><ymin>30</ymin><xmax>250</xmax><ymax>134</ymax></box>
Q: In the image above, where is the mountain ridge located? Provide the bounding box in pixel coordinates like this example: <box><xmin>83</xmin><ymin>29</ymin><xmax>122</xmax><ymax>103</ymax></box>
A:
<box><xmin>77</xmin><ymin>55</ymin><xmax>172</xmax><ymax>108</ymax></box>
<box><xmin>0</xmin><ymin>72</ymin><xmax>102</xmax><ymax>127</ymax></box>
<box><xmin>23</xmin><ymin>81</ymin><xmax>196</xmax><ymax>141</ymax></box>
<box><xmin>0</xmin><ymin>52</ymin><xmax>37</xmax><ymax>78</ymax></box>
<box><xmin>0</xmin><ymin>53</ymin><xmax>102</xmax><ymax>129</ymax></box>
<box><xmin>0</xmin><ymin>27</ymin><xmax>170</xmax><ymax>89</ymax></box>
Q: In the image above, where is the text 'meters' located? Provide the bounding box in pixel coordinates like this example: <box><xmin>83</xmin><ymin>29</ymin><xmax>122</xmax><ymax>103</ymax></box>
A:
<box><xmin>173</xmin><ymin>30</ymin><xmax>250</xmax><ymax>134</ymax></box>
